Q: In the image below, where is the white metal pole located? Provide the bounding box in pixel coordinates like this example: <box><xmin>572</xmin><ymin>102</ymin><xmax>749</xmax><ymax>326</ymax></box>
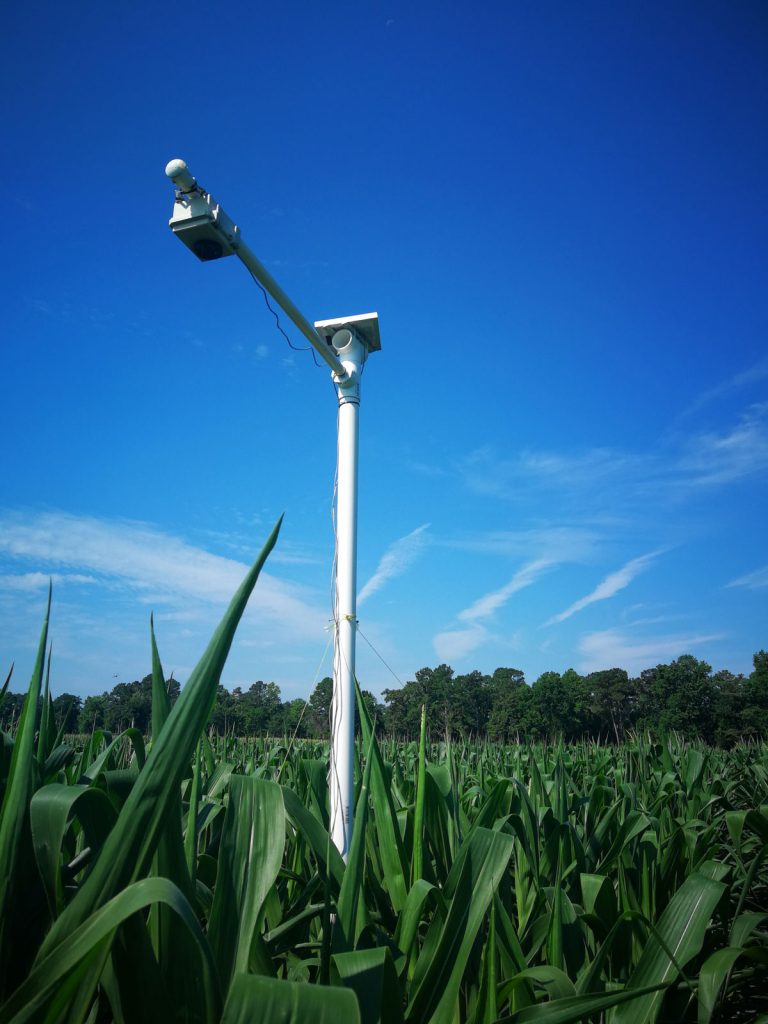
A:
<box><xmin>329</xmin><ymin>329</ymin><xmax>366</xmax><ymax>859</ymax></box>
<box><xmin>163</xmin><ymin>161</ymin><xmax>379</xmax><ymax>859</ymax></box>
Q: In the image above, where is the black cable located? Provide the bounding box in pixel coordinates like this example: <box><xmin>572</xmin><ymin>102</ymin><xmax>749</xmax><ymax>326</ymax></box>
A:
<box><xmin>246</xmin><ymin>268</ymin><xmax>321</xmax><ymax>368</ymax></box>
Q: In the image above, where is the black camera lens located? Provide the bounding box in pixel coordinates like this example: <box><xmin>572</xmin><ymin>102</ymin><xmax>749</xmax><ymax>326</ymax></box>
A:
<box><xmin>193</xmin><ymin>238</ymin><xmax>224</xmax><ymax>261</ymax></box>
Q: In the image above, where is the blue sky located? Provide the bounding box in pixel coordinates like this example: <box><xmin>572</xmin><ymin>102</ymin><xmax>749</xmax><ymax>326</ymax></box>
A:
<box><xmin>1</xmin><ymin>1</ymin><xmax>766</xmax><ymax>700</ymax></box>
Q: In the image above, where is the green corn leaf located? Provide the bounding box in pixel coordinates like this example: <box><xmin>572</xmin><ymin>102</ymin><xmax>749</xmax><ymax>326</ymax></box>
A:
<box><xmin>36</xmin><ymin>644</ymin><xmax>54</xmax><ymax>764</ymax></box>
<box><xmin>730</xmin><ymin>910</ymin><xmax>768</xmax><ymax>948</ymax></box>
<box><xmin>0</xmin><ymin>584</ymin><xmax>51</xmax><ymax>996</ymax></box>
<box><xmin>282</xmin><ymin>784</ymin><xmax>345</xmax><ymax>891</ymax></box>
<box><xmin>696</xmin><ymin>946</ymin><xmax>745</xmax><ymax>1024</ymax></box>
<box><xmin>208</xmin><ymin>775</ymin><xmax>285</xmax><ymax>989</ymax></box>
<box><xmin>37</xmin><ymin>518</ymin><xmax>282</xmax><ymax>960</ymax></box>
<box><xmin>612</xmin><ymin>868</ymin><xmax>727</xmax><ymax>1024</ymax></box>
<box><xmin>394</xmin><ymin>879</ymin><xmax>437</xmax><ymax>967</ymax></box>
<box><xmin>333</xmin><ymin>947</ymin><xmax>404</xmax><ymax>1024</ymax></box>
<box><xmin>185</xmin><ymin>740</ymin><xmax>202</xmax><ymax>882</ymax></box>
<box><xmin>406</xmin><ymin>826</ymin><xmax>514</xmax><ymax>1024</ymax></box>
<box><xmin>146</xmin><ymin>617</ymin><xmax>201</xmax><ymax>1014</ymax></box>
<box><xmin>0</xmin><ymin>877</ymin><xmax>220</xmax><ymax>1024</ymax></box>
<box><xmin>504</xmin><ymin>982</ymin><xmax>668</xmax><ymax>1023</ymax></box>
<box><xmin>220</xmin><ymin>973</ymin><xmax>360</xmax><ymax>1024</ymax></box>
<box><xmin>355</xmin><ymin>676</ymin><xmax>408</xmax><ymax>910</ymax></box>
<box><xmin>337</xmin><ymin>733</ymin><xmax>375</xmax><ymax>949</ymax></box>
<box><xmin>30</xmin><ymin>783</ymin><xmax>117</xmax><ymax>917</ymax></box>
<box><xmin>580</xmin><ymin>873</ymin><xmax>617</xmax><ymax>931</ymax></box>
<box><xmin>412</xmin><ymin>705</ymin><xmax>427</xmax><ymax>886</ymax></box>
<box><xmin>150</xmin><ymin>614</ymin><xmax>171</xmax><ymax>739</ymax></box>
<box><xmin>472</xmin><ymin>898</ymin><xmax>497</xmax><ymax>1024</ymax></box>
<box><xmin>81</xmin><ymin>728</ymin><xmax>145</xmax><ymax>781</ymax></box>
<box><xmin>0</xmin><ymin>664</ymin><xmax>13</xmax><ymax>705</ymax></box>
<box><xmin>497</xmin><ymin>965</ymin><xmax>576</xmax><ymax>1006</ymax></box>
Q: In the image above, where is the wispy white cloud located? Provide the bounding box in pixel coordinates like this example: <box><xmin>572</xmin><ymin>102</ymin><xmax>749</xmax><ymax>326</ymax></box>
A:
<box><xmin>546</xmin><ymin>550</ymin><xmax>664</xmax><ymax>626</ymax></box>
<box><xmin>358</xmin><ymin>524</ymin><xmax>430</xmax><ymax>605</ymax></box>
<box><xmin>458</xmin><ymin>558</ymin><xmax>556</xmax><ymax>622</ymax></box>
<box><xmin>676</xmin><ymin>359</ymin><xmax>768</xmax><ymax>421</ymax></box>
<box><xmin>457</xmin><ymin>445</ymin><xmax>638</xmax><ymax>501</ymax></box>
<box><xmin>433</xmin><ymin>624</ymin><xmax>489</xmax><ymax>662</ymax></box>
<box><xmin>433</xmin><ymin>557</ymin><xmax>556</xmax><ymax>662</ymax></box>
<box><xmin>0</xmin><ymin>510</ymin><xmax>324</xmax><ymax>640</ymax></box>
<box><xmin>578</xmin><ymin>628</ymin><xmax>724</xmax><ymax>675</ymax></box>
<box><xmin>726</xmin><ymin>565</ymin><xmax>768</xmax><ymax>590</ymax></box>
<box><xmin>450</xmin><ymin>404</ymin><xmax>768</xmax><ymax>510</ymax></box>
<box><xmin>442</xmin><ymin>526</ymin><xmax>600</xmax><ymax>563</ymax></box>
<box><xmin>676</xmin><ymin>403</ymin><xmax>768</xmax><ymax>488</ymax></box>
<box><xmin>0</xmin><ymin>572</ymin><xmax>97</xmax><ymax>592</ymax></box>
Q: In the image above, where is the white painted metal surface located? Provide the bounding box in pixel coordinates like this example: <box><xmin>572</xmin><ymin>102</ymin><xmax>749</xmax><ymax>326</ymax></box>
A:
<box><xmin>164</xmin><ymin>159</ymin><xmax>347</xmax><ymax>379</ymax></box>
<box><xmin>165</xmin><ymin>161</ymin><xmax>382</xmax><ymax>862</ymax></box>
<box><xmin>326</xmin><ymin>328</ymin><xmax>366</xmax><ymax>858</ymax></box>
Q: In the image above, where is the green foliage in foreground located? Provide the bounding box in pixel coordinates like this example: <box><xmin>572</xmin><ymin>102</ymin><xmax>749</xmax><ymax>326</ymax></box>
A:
<box><xmin>1</xmin><ymin>522</ymin><xmax>767</xmax><ymax>1022</ymax></box>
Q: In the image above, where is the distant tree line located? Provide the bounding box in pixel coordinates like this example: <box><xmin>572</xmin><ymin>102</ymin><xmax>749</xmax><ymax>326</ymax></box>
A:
<box><xmin>1</xmin><ymin>651</ymin><xmax>766</xmax><ymax>746</ymax></box>
<box><xmin>382</xmin><ymin>653</ymin><xmax>768</xmax><ymax>746</ymax></box>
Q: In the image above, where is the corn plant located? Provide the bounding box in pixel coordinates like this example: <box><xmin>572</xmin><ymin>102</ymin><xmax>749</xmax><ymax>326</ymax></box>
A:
<box><xmin>0</xmin><ymin>517</ymin><xmax>766</xmax><ymax>1022</ymax></box>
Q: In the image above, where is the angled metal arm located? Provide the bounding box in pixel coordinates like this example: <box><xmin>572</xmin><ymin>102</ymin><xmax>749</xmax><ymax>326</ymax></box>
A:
<box><xmin>235</xmin><ymin>241</ymin><xmax>348</xmax><ymax>379</ymax></box>
<box><xmin>165</xmin><ymin>159</ymin><xmax>348</xmax><ymax>380</ymax></box>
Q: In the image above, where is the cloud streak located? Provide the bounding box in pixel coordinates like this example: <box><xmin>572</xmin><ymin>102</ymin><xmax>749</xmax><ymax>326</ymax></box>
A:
<box><xmin>676</xmin><ymin>359</ymin><xmax>768</xmax><ymax>421</ymax></box>
<box><xmin>546</xmin><ymin>550</ymin><xmax>664</xmax><ymax>626</ymax></box>
<box><xmin>433</xmin><ymin>624</ymin><xmax>490</xmax><ymax>662</ymax></box>
<box><xmin>458</xmin><ymin>559</ymin><xmax>556</xmax><ymax>622</ymax></box>
<box><xmin>726</xmin><ymin>565</ymin><xmax>768</xmax><ymax>590</ymax></box>
<box><xmin>358</xmin><ymin>524</ymin><xmax>430</xmax><ymax>605</ymax></box>
<box><xmin>0</xmin><ymin>510</ymin><xmax>325</xmax><ymax>640</ymax></box>
<box><xmin>676</xmin><ymin>403</ymin><xmax>768</xmax><ymax>489</ymax></box>
<box><xmin>451</xmin><ymin>404</ymin><xmax>768</xmax><ymax>511</ymax></box>
<box><xmin>578</xmin><ymin>627</ymin><xmax>724</xmax><ymax>675</ymax></box>
<box><xmin>433</xmin><ymin>557</ymin><xmax>556</xmax><ymax>662</ymax></box>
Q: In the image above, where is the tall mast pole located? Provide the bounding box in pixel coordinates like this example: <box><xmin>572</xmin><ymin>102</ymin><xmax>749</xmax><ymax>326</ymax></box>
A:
<box><xmin>164</xmin><ymin>161</ymin><xmax>381</xmax><ymax>861</ymax></box>
<box><xmin>327</xmin><ymin>329</ymin><xmax>366</xmax><ymax>858</ymax></box>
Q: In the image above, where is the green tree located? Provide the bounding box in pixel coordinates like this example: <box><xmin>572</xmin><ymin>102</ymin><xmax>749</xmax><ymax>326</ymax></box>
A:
<box><xmin>0</xmin><ymin>692</ymin><xmax>26</xmax><ymax>731</ymax></box>
<box><xmin>711</xmin><ymin>669</ymin><xmax>747</xmax><ymax>746</ymax></box>
<box><xmin>741</xmin><ymin>650</ymin><xmax>768</xmax><ymax>738</ymax></box>
<box><xmin>448</xmin><ymin>670</ymin><xmax>492</xmax><ymax>736</ymax></box>
<box><xmin>581</xmin><ymin>668</ymin><xmax>634</xmax><ymax>742</ymax></box>
<box><xmin>308</xmin><ymin>676</ymin><xmax>333</xmax><ymax>737</ymax></box>
<box><xmin>384</xmin><ymin>665</ymin><xmax>455</xmax><ymax>738</ymax></box>
<box><xmin>487</xmin><ymin>673</ymin><xmax>532</xmax><ymax>740</ymax></box>
<box><xmin>359</xmin><ymin>689</ymin><xmax>385</xmax><ymax>735</ymax></box>
<box><xmin>637</xmin><ymin>656</ymin><xmax>715</xmax><ymax>741</ymax></box>
<box><xmin>237</xmin><ymin>681</ymin><xmax>283</xmax><ymax>735</ymax></box>
<box><xmin>52</xmin><ymin>693</ymin><xmax>82</xmax><ymax>733</ymax></box>
<box><xmin>530</xmin><ymin>671</ymin><xmax>576</xmax><ymax>739</ymax></box>
<box><xmin>281</xmin><ymin>698</ymin><xmax>310</xmax><ymax>737</ymax></box>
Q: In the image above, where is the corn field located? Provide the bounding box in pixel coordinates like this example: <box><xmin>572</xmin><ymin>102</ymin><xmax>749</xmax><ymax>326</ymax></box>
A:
<box><xmin>1</xmin><ymin>521</ymin><xmax>766</xmax><ymax>1023</ymax></box>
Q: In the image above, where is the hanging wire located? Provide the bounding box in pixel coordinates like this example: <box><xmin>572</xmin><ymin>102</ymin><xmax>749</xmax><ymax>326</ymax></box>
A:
<box><xmin>356</xmin><ymin>625</ymin><xmax>405</xmax><ymax>690</ymax></box>
<box><xmin>276</xmin><ymin>629</ymin><xmax>333</xmax><ymax>783</ymax></box>
<box><xmin>245</xmin><ymin>267</ymin><xmax>321</xmax><ymax>368</ymax></box>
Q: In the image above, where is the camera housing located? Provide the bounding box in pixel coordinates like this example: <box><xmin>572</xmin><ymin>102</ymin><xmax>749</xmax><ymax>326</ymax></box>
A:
<box><xmin>168</xmin><ymin>181</ymin><xmax>240</xmax><ymax>262</ymax></box>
